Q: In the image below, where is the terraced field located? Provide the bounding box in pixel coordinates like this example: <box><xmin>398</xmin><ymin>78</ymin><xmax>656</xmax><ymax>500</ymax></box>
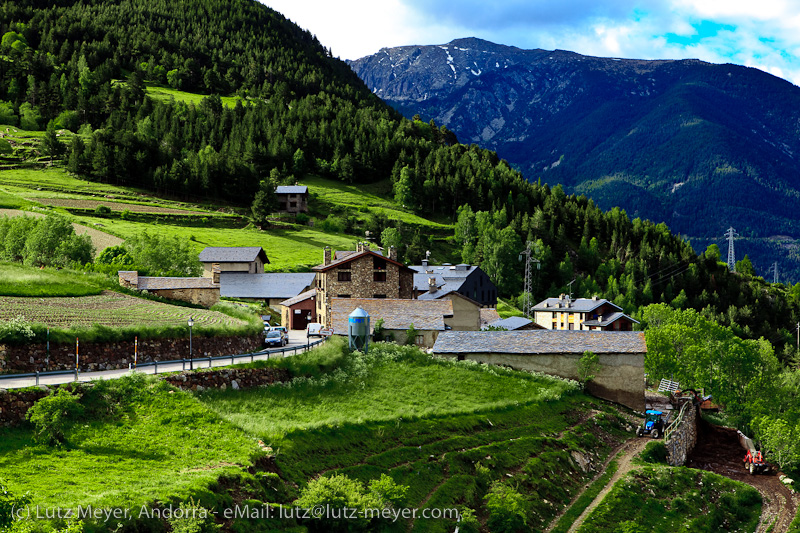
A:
<box><xmin>0</xmin><ymin>291</ymin><xmax>246</xmax><ymax>329</ymax></box>
<box><xmin>26</xmin><ymin>197</ymin><xmax>211</xmax><ymax>215</ymax></box>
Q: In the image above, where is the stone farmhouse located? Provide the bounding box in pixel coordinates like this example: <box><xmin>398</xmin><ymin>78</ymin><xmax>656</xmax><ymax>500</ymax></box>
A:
<box><xmin>275</xmin><ymin>185</ymin><xmax>308</xmax><ymax>214</ymax></box>
<box><xmin>330</xmin><ymin>297</ymin><xmax>454</xmax><ymax>348</ymax></box>
<box><xmin>199</xmin><ymin>246</ymin><xmax>269</xmax><ymax>283</ymax></box>
<box><xmin>433</xmin><ymin>330</ymin><xmax>647</xmax><ymax>410</ymax></box>
<box><xmin>118</xmin><ymin>271</ymin><xmax>220</xmax><ymax>307</ymax></box>
<box><xmin>532</xmin><ymin>295</ymin><xmax>639</xmax><ymax>331</ymax></box>
<box><xmin>411</xmin><ymin>261</ymin><xmax>497</xmax><ymax>307</ymax></box>
<box><xmin>312</xmin><ymin>243</ymin><xmax>413</xmax><ymax>328</ymax></box>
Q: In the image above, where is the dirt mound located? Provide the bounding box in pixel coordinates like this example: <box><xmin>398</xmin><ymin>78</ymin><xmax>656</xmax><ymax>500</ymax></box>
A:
<box><xmin>687</xmin><ymin>418</ymin><xmax>799</xmax><ymax>533</ymax></box>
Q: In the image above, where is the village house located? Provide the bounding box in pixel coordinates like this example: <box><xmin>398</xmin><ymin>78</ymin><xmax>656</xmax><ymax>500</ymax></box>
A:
<box><xmin>410</xmin><ymin>261</ymin><xmax>497</xmax><ymax>307</ymax></box>
<box><xmin>118</xmin><ymin>271</ymin><xmax>220</xmax><ymax>307</ymax></box>
<box><xmin>279</xmin><ymin>289</ymin><xmax>317</xmax><ymax>330</ymax></box>
<box><xmin>532</xmin><ymin>295</ymin><xmax>639</xmax><ymax>331</ymax></box>
<box><xmin>312</xmin><ymin>243</ymin><xmax>414</xmax><ymax>328</ymax></box>
<box><xmin>330</xmin><ymin>297</ymin><xmax>454</xmax><ymax>348</ymax></box>
<box><xmin>432</xmin><ymin>330</ymin><xmax>647</xmax><ymax>410</ymax></box>
<box><xmin>275</xmin><ymin>185</ymin><xmax>309</xmax><ymax>214</ymax></box>
<box><xmin>198</xmin><ymin>247</ymin><xmax>269</xmax><ymax>283</ymax></box>
<box><xmin>418</xmin><ymin>289</ymin><xmax>482</xmax><ymax>331</ymax></box>
<box><xmin>484</xmin><ymin>316</ymin><xmax>544</xmax><ymax>331</ymax></box>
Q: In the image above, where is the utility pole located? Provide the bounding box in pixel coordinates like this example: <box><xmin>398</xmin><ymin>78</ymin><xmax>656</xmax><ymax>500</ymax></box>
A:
<box><xmin>767</xmin><ymin>262</ymin><xmax>779</xmax><ymax>284</ymax></box>
<box><xmin>519</xmin><ymin>241</ymin><xmax>540</xmax><ymax>318</ymax></box>
<box><xmin>724</xmin><ymin>227</ymin><xmax>738</xmax><ymax>272</ymax></box>
<box><xmin>796</xmin><ymin>322</ymin><xmax>799</xmax><ymax>352</ymax></box>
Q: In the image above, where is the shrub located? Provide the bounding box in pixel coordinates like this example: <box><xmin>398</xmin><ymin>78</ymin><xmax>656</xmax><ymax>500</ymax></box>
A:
<box><xmin>484</xmin><ymin>482</ymin><xmax>529</xmax><ymax>533</ymax></box>
<box><xmin>576</xmin><ymin>350</ymin><xmax>599</xmax><ymax>389</ymax></box>
<box><xmin>167</xmin><ymin>499</ymin><xmax>219</xmax><ymax>533</ymax></box>
<box><xmin>26</xmin><ymin>388</ymin><xmax>85</xmax><ymax>445</ymax></box>
<box><xmin>0</xmin><ymin>316</ymin><xmax>35</xmax><ymax>344</ymax></box>
<box><xmin>372</xmin><ymin>318</ymin><xmax>385</xmax><ymax>342</ymax></box>
<box><xmin>296</xmin><ymin>212</ymin><xmax>310</xmax><ymax>225</ymax></box>
<box><xmin>405</xmin><ymin>323</ymin><xmax>418</xmax><ymax>346</ymax></box>
<box><xmin>294</xmin><ymin>473</ymin><xmax>408</xmax><ymax>531</ymax></box>
<box><xmin>0</xmin><ymin>478</ymin><xmax>31</xmax><ymax>529</ymax></box>
<box><xmin>639</xmin><ymin>441</ymin><xmax>668</xmax><ymax>464</ymax></box>
<box><xmin>93</xmin><ymin>205</ymin><xmax>112</xmax><ymax>216</ymax></box>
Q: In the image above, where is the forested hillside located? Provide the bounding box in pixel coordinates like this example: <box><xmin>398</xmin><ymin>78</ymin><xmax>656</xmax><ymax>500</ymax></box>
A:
<box><xmin>349</xmin><ymin>38</ymin><xmax>800</xmax><ymax>282</ymax></box>
<box><xmin>3</xmin><ymin>0</ymin><xmax>800</xmax><ymax>360</ymax></box>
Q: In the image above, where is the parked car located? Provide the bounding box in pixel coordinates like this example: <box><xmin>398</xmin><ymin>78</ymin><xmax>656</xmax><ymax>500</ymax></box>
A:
<box><xmin>306</xmin><ymin>322</ymin><xmax>323</xmax><ymax>337</ymax></box>
<box><xmin>264</xmin><ymin>329</ymin><xmax>286</xmax><ymax>347</ymax></box>
<box><xmin>269</xmin><ymin>326</ymin><xmax>288</xmax><ymax>336</ymax></box>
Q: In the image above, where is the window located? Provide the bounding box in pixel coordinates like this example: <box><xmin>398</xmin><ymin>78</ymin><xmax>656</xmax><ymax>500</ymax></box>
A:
<box><xmin>337</xmin><ymin>294</ymin><xmax>350</xmax><ymax>298</ymax></box>
<box><xmin>289</xmin><ymin>201</ymin><xmax>297</xmax><ymax>208</ymax></box>
<box><xmin>373</xmin><ymin>271</ymin><xmax>386</xmax><ymax>282</ymax></box>
<box><xmin>373</xmin><ymin>257</ymin><xmax>387</xmax><ymax>270</ymax></box>
<box><xmin>338</xmin><ymin>271</ymin><xmax>351</xmax><ymax>282</ymax></box>
<box><xmin>373</xmin><ymin>294</ymin><xmax>387</xmax><ymax>298</ymax></box>
<box><xmin>415</xmin><ymin>334</ymin><xmax>425</xmax><ymax>346</ymax></box>
<box><xmin>278</xmin><ymin>202</ymin><xmax>287</xmax><ymax>210</ymax></box>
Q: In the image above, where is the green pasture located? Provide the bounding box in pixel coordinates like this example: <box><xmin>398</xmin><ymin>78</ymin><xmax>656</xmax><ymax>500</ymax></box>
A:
<box><xmin>0</xmin><ymin>262</ymin><xmax>108</xmax><ymax>297</ymax></box>
<box><xmin>144</xmin><ymin>84</ymin><xmax>242</xmax><ymax>108</ymax></box>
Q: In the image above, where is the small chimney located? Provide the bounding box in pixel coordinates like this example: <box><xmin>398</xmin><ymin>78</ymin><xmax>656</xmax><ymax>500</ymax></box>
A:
<box><xmin>388</xmin><ymin>245</ymin><xmax>397</xmax><ymax>261</ymax></box>
<box><xmin>428</xmin><ymin>277</ymin><xmax>437</xmax><ymax>288</ymax></box>
<box><xmin>592</xmin><ymin>295</ymin><xmax>599</xmax><ymax>301</ymax></box>
<box><xmin>363</xmin><ymin>242</ymin><xmax>370</xmax><ymax>252</ymax></box>
<box><xmin>324</xmin><ymin>246</ymin><xmax>332</xmax><ymax>265</ymax></box>
<box><xmin>421</xmin><ymin>259</ymin><xmax>428</xmax><ymax>268</ymax></box>
<box><xmin>559</xmin><ymin>293</ymin><xmax>565</xmax><ymax>300</ymax></box>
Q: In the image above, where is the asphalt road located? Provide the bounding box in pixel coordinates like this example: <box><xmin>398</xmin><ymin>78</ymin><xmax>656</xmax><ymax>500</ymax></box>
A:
<box><xmin>0</xmin><ymin>329</ymin><xmax>325</xmax><ymax>390</ymax></box>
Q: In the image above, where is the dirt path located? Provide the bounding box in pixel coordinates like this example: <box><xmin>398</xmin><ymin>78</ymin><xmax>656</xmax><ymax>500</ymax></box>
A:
<box><xmin>687</xmin><ymin>419</ymin><xmax>799</xmax><ymax>533</ymax></box>
<box><xmin>559</xmin><ymin>437</ymin><xmax>651</xmax><ymax>533</ymax></box>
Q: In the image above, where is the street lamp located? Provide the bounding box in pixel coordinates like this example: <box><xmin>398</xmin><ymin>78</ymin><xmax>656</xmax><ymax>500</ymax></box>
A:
<box><xmin>188</xmin><ymin>316</ymin><xmax>194</xmax><ymax>370</ymax></box>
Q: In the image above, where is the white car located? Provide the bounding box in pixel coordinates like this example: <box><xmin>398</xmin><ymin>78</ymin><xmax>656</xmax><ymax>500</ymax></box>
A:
<box><xmin>306</xmin><ymin>322</ymin><xmax>323</xmax><ymax>337</ymax></box>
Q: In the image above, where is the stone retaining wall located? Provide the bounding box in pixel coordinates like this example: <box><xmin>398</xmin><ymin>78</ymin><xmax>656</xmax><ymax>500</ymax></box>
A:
<box><xmin>0</xmin><ymin>387</ymin><xmax>50</xmax><ymax>427</ymax></box>
<box><xmin>0</xmin><ymin>335</ymin><xmax>262</xmax><ymax>374</ymax></box>
<box><xmin>0</xmin><ymin>366</ymin><xmax>293</xmax><ymax>428</ymax></box>
<box><xmin>164</xmin><ymin>366</ymin><xmax>292</xmax><ymax>391</ymax></box>
<box><xmin>665</xmin><ymin>401</ymin><xmax>698</xmax><ymax>466</ymax></box>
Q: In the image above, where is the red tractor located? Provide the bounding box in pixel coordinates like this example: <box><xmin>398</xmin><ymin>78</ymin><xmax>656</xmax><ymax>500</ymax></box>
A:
<box><xmin>740</xmin><ymin>432</ymin><xmax>772</xmax><ymax>475</ymax></box>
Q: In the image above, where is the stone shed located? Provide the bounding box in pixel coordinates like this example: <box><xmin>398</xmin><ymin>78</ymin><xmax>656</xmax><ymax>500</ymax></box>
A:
<box><xmin>432</xmin><ymin>330</ymin><xmax>646</xmax><ymax>410</ymax></box>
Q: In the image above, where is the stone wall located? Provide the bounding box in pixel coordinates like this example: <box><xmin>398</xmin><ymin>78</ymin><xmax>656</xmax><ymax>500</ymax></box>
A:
<box><xmin>0</xmin><ymin>366</ymin><xmax>291</xmax><ymax>428</ymax></box>
<box><xmin>664</xmin><ymin>401</ymin><xmax>698</xmax><ymax>466</ymax></box>
<box><xmin>0</xmin><ymin>335</ymin><xmax>262</xmax><ymax>374</ymax></box>
<box><xmin>0</xmin><ymin>387</ymin><xmax>50</xmax><ymax>427</ymax></box>
<box><xmin>164</xmin><ymin>366</ymin><xmax>292</xmax><ymax>391</ymax></box>
<box><xmin>449</xmin><ymin>351</ymin><xmax>645</xmax><ymax>411</ymax></box>
<box><xmin>149</xmin><ymin>287</ymin><xmax>220</xmax><ymax>307</ymax></box>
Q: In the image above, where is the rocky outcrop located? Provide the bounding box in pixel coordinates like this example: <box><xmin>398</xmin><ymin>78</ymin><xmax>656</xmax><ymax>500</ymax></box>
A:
<box><xmin>0</xmin><ymin>335</ymin><xmax>262</xmax><ymax>374</ymax></box>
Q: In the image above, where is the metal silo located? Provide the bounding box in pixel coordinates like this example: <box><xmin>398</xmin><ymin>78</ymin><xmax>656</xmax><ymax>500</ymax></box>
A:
<box><xmin>348</xmin><ymin>306</ymin><xmax>370</xmax><ymax>353</ymax></box>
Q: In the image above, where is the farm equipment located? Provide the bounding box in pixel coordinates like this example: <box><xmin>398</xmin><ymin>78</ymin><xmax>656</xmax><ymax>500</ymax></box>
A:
<box><xmin>739</xmin><ymin>431</ymin><xmax>772</xmax><ymax>475</ymax></box>
<box><xmin>637</xmin><ymin>410</ymin><xmax>666</xmax><ymax>439</ymax></box>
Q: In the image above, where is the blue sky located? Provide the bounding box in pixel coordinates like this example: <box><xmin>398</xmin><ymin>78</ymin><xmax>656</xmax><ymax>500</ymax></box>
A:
<box><xmin>259</xmin><ymin>0</ymin><xmax>800</xmax><ymax>85</ymax></box>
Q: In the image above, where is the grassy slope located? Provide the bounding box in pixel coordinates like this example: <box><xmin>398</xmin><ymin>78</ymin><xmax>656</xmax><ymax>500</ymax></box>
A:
<box><xmin>200</xmin><ymin>343</ymin><xmax>576</xmax><ymax>438</ymax></box>
<box><xmin>0</xmin><ymin>376</ymin><xmax>255</xmax><ymax>510</ymax></box>
<box><xmin>0</xmin><ymin>262</ymin><xmax>108</xmax><ymax>297</ymax></box>
<box><xmin>577</xmin><ymin>466</ymin><xmax>761</xmax><ymax>532</ymax></box>
<box><xmin>144</xmin><ymin>83</ymin><xmax>242</xmax><ymax>108</ymax></box>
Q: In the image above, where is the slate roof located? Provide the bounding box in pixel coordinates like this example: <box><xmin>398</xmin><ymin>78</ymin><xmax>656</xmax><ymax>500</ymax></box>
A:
<box><xmin>485</xmin><ymin>316</ymin><xmax>534</xmax><ymax>331</ymax></box>
<box><xmin>219</xmin><ymin>272</ymin><xmax>316</xmax><ymax>299</ymax></box>
<box><xmin>532</xmin><ymin>297</ymin><xmax>622</xmax><ymax>313</ymax></box>
<box><xmin>137</xmin><ymin>277</ymin><xmax>217</xmax><ymax>290</ymax></box>
<box><xmin>279</xmin><ymin>288</ymin><xmax>317</xmax><ymax>307</ymax></box>
<box><xmin>275</xmin><ymin>185</ymin><xmax>308</xmax><ymax>194</ymax></box>
<box><xmin>313</xmin><ymin>249</ymin><xmax>411</xmax><ymax>272</ymax></box>
<box><xmin>330</xmin><ymin>298</ymin><xmax>453</xmax><ymax>334</ymax></box>
<box><xmin>582</xmin><ymin>311</ymin><xmax>640</xmax><ymax>327</ymax></box>
<box><xmin>413</xmin><ymin>273</ymin><xmax>467</xmax><ymax>293</ymax></box>
<box><xmin>432</xmin><ymin>330</ymin><xmax>647</xmax><ymax>355</ymax></box>
<box><xmin>198</xmin><ymin>247</ymin><xmax>269</xmax><ymax>264</ymax></box>
<box><xmin>480</xmin><ymin>308</ymin><xmax>501</xmax><ymax>325</ymax></box>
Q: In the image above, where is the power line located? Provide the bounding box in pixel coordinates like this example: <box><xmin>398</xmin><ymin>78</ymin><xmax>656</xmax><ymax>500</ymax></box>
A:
<box><xmin>724</xmin><ymin>226</ymin><xmax>738</xmax><ymax>272</ymax></box>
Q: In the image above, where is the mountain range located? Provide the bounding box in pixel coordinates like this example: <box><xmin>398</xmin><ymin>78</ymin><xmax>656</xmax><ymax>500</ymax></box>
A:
<box><xmin>349</xmin><ymin>38</ymin><xmax>800</xmax><ymax>281</ymax></box>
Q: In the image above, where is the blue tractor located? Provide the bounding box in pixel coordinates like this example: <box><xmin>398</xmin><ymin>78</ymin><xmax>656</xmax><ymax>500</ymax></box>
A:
<box><xmin>636</xmin><ymin>410</ymin><xmax>666</xmax><ymax>439</ymax></box>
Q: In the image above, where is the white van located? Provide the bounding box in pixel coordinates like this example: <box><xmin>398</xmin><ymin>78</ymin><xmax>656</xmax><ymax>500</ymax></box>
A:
<box><xmin>306</xmin><ymin>322</ymin><xmax>323</xmax><ymax>337</ymax></box>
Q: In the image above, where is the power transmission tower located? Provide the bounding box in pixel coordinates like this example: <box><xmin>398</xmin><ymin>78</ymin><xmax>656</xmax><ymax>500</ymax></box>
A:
<box><xmin>724</xmin><ymin>227</ymin><xmax>738</xmax><ymax>272</ymax></box>
<box><xmin>767</xmin><ymin>262</ymin><xmax>779</xmax><ymax>284</ymax></box>
<box><xmin>519</xmin><ymin>241</ymin><xmax>540</xmax><ymax>318</ymax></box>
